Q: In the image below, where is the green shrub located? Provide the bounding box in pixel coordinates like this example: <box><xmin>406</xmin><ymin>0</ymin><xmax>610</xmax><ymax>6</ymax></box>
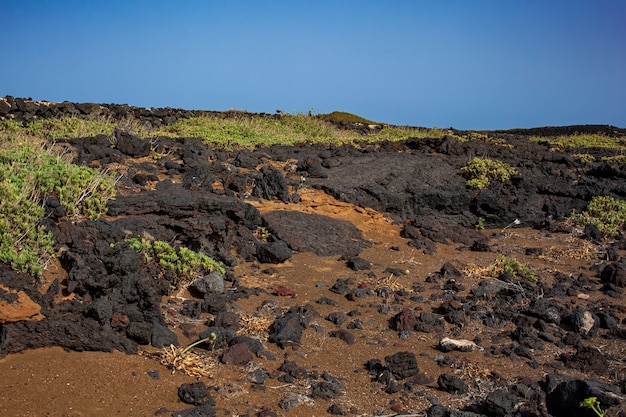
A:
<box><xmin>461</xmin><ymin>158</ymin><xmax>518</xmax><ymax>190</ymax></box>
<box><xmin>125</xmin><ymin>237</ymin><xmax>225</xmax><ymax>284</ymax></box>
<box><xmin>0</xmin><ymin>139</ymin><xmax>117</xmax><ymax>276</ymax></box>
<box><xmin>576</xmin><ymin>195</ymin><xmax>626</xmax><ymax>237</ymax></box>
<box><xmin>494</xmin><ymin>254</ymin><xmax>538</xmax><ymax>282</ymax></box>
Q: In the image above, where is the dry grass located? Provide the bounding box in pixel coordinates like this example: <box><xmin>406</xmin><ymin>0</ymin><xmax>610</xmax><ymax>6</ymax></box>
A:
<box><xmin>238</xmin><ymin>314</ymin><xmax>273</xmax><ymax>336</ymax></box>
<box><xmin>151</xmin><ymin>344</ymin><xmax>218</xmax><ymax>378</ymax></box>
<box><xmin>537</xmin><ymin>239</ymin><xmax>600</xmax><ymax>262</ymax></box>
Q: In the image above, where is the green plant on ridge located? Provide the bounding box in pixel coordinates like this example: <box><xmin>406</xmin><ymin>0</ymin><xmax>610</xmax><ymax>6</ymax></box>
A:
<box><xmin>601</xmin><ymin>155</ymin><xmax>626</xmax><ymax>165</ymax></box>
<box><xmin>530</xmin><ymin>133</ymin><xmax>626</xmax><ymax>151</ymax></box>
<box><xmin>574</xmin><ymin>153</ymin><xmax>595</xmax><ymax>163</ymax></box>
<box><xmin>461</xmin><ymin>157</ymin><xmax>519</xmax><ymax>190</ymax></box>
<box><xmin>579</xmin><ymin>397</ymin><xmax>604</xmax><ymax>417</ymax></box>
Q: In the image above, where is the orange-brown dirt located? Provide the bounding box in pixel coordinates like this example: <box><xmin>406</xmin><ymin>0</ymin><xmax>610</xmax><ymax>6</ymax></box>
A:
<box><xmin>1</xmin><ymin>188</ymin><xmax>623</xmax><ymax>417</ymax></box>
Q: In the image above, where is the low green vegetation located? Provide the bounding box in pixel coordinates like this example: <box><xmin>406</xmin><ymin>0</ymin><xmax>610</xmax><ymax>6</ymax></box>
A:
<box><xmin>460</xmin><ymin>157</ymin><xmax>519</xmax><ymax>190</ymax></box>
<box><xmin>24</xmin><ymin>117</ymin><xmax>116</xmax><ymax>139</ymax></box>
<box><xmin>151</xmin><ymin>113</ymin><xmax>449</xmax><ymax>147</ymax></box>
<box><xmin>494</xmin><ymin>254</ymin><xmax>538</xmax><ymax>282</ymax></box>
<box><xmin>573</xmin><ymin>153</ymin><xmax>595</xmax><ymax>163</ymax></box>
<box><xmin>579</xmin><ymin>397</ymin><xmax>604</xmax><ymax>417</ymax></box>
<box><xmin>125</xmin><ymin>237</ymin><xmax>225</xmax><ymax>283</ymax></box>
<box><xmin>0</xmin><ymin>112</ymin><xmax>490</xmax><ymax>150</ymax></box>
<box><xmin>0</xmin><ymin>127</ymin><xmax>117</xmax><ymax>276</ymax></box>
<box><xmin>530</xmin><ymin>133</ymin><xmax>626</xmax><ymax>151</ymax></box>
<box><xmin>601</xmin><ymin>155</ymin><xmax>626</xmax><ymax>165</ymax></box>
<box><xmin>2</xmin><ymin>116</ymin><xmax>150</xmax><ymax>141</ymax></box>
<box><xmin>448</xmin><ymin>131</ymin><xmax>510</xmax><ymax>147</ymax></box>
<box><xmin>576</xmin><ymin>195</ymin><xmax>626</xmax><ymax>237</ymax></box>
<box><xmin>152</xmin><ymin>114</ymin><xmax>352</xmax><ymax>147</ymax></box>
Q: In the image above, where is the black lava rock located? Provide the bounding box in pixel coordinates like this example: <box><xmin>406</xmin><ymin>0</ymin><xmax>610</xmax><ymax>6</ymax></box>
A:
<box><xmin>437</xmin><ymin>373</ymin><xmax>468</xmax><ymax>394</ymax></box>
<box><xmin>481</xmin><ymin>389</ymin><xmax>518</xmax><ymax>416</ymax></box>
<box><xmin>346</xmin><ymin>257</ymin><xmax>371</xmax><ymax>271</ymax></box>
<box><xmin>172</xmin><ymin>404</ymin><xmax>216</xmax><ymax>417</ymax></box>
<box><xmin>385</xmin><ymin>351</ymin><xmax>419</xmax><ymax>380</ymax></box>
<box><xmin>177</xmin><ymin>382</ymin><xmax>215</xmax><ymax>406</ymax></box>
<box><xmin>256</xmin><ymin>240</ymin><xmax>292</xmax><ymax>264</ymax></box>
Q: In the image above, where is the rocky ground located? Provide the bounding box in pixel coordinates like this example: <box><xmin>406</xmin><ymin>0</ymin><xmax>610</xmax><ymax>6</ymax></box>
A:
<box><xmin>0</xmin><ymin>99</ymin><xmax>626</xmax><ymax>417</ymax></box>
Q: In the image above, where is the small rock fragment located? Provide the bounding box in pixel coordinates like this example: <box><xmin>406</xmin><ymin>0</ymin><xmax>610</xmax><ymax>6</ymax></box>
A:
<box><xmin>329</xmin><ymin>329</ymin><xmax>356</xmax><ymax>345</ymax></box>
<box><xmin>221</xmin><ymin>342</ymin><xmax>254</xmax><ymax>365</ymax></box>
<box><xmin>438</xmin><ymin>337</ymin><xmax>479</xmax><ymax>352</ymax></box>
<box><xmin>571</xmin><ymin>309</ymin><xmax>599</xmax><ymax>338</ymax></box>
<box><xmin>274</xmin><ymin>285</ymin><xmax>296</xmax><ymax>297</ymax></box>
<box><xmin>189</xmin><ymin>271</ymin><xmax>225</xmax><ymax>295</ymax></box>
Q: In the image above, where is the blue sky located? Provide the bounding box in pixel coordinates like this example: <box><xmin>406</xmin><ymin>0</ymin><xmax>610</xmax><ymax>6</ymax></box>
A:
<box><xmin>1</xmin><ymin>1</ymin><xmax>625</xmax><ymax>130</ymax></box>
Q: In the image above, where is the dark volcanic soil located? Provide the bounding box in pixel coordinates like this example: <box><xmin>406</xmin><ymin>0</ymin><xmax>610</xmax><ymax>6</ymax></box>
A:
<box><xmin>1</xmin><ymin>98</ymin><xmax>626</xmax><ymax>417</ymax></box>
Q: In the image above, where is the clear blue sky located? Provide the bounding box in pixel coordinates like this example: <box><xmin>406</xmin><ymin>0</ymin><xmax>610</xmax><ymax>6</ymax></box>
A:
<box><xmin>2</xmin><ymin>1</ymin><xmax>625</xmax><ymax>130</ymax></box>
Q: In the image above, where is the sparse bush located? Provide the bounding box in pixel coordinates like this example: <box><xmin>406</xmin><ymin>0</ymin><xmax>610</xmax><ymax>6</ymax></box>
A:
<box><xmin>0</xmin><ymin>136</ymin><xmax>116</xmax><ymax>276</ymax></box>
<box><xmin>494</xmin><ymin>254</ymin><xmax>538</xmax><ymax>282</ymax></box>
<box><xmin>461</xmin><ymin>158</ymin><xmax>518</xmax><ymax>190</ymax></box>
<box><xmin>125</xmin><ymin>237</ymin><xmax>225</xmax><ymax>285</ymax></box>
<box><xmin>576</xmin><ymin>195</ymin><xmax>626</xmax><ymax>237</ymax></box>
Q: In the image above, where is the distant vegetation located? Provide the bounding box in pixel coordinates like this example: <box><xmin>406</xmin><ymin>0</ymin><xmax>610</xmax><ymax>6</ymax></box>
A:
<box><xmin>150</xmin><ymin>113</ymin><xmax>448</xmax><ymax>147</ymax></box>
<box><xmin>2</xmin><ymin>111</ymin><xmax>625</xmax><ymax>278</ymax></box>
<box><xmin>530</xmin><ymin>133</ymin><xmax>626</xmax><ymax>150</ymax></box>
